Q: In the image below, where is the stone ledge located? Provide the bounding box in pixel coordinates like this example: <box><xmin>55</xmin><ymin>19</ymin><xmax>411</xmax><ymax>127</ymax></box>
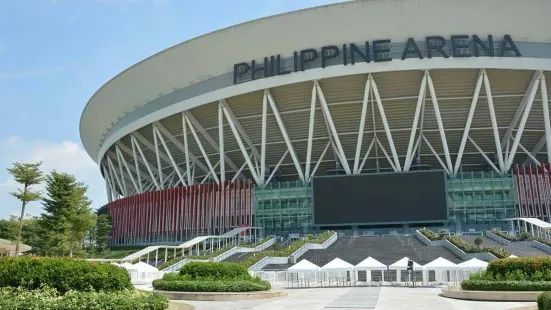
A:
<box><xmin>441</xmin><ymin>286</ymin><xmax>541</xmax><ymax>302</ymax></box>
<box><xmin>154</xmin><ymin>290</ymin><xmax>287</xmax><ymax>301</ymax></box>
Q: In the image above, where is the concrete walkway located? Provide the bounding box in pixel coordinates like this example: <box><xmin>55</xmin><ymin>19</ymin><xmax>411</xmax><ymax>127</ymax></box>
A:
<box><xmin>184</xmin><ymin>287</ymin><xmax>536</xmax><ymax>310</ymax></box>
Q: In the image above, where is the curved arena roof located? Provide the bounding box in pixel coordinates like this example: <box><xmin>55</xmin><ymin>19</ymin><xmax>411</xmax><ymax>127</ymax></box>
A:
<box><xmin>80</xmin><ymin>0</ymin><xmax>551</xmax><ymax>198</ymax></box>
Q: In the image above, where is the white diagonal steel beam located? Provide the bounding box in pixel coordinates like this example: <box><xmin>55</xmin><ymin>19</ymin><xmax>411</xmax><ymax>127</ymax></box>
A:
<box><xmin>102</xmin><ymin>164</ymin><xmax>117</xmax><ymax>201</ymax></box>
<box><xmin>112</xmin><ymin>151</ymin><xmax>130</xmax><ymax>194</ymax></box>
<box><xmin>131</xmin><ymin>134</ymin><xmax>160</xmax><ymax>190</ymax></box>
<box><xmin>506</xmin><ymin>72</ymin><xmax>541</xmax><ymax>169</ymax></box>
<box><xmin>182</xmin><ymin>113</ymin><xmax>192</xmax><ymax>185</ymax></box>
<box><xmin>219</xmin><ymin>98</ymin><xmax>261</xmax><ymax>172</ymax></box>
<box><xmin>184</xmin><ymin>114</ymin><xmax>219</xmax><ymax>183</ymax></box>
<box><xmin>115</xmin><ymin>146</ymin><xmax>139</xmax><ymax>193</ymax></box>
<box><xmin>266</xmin><ymin>89</ymin><xmax>305</xmax><ymax>182</ymax></box>
<box><xmin>231</xmin><ymin>153</ymin><xmax>254</xmax><ymax>182</ymax></box>
<box><xmin>524</xmin><ymin>135</ymin><xmax>546</xmax><ymax>164</ymax></box>
<box><xmin>315</xmin><ymin>80</ymin><xmax>352</xmax><ymax>174</ymax></box>
<box><xmin>358</xmin><ymin>138</ymin><xmax>376</xmax><ymax>173</ymax></box>
<box><xmin>371</xmin><ymin>75</ymin><xmax>402</xmax><ymax>171</ymax></box>
<box><xmin>454</xmin><ymin>70</ymin><xmax>484</xmax><ymax>174</ymax></box>
<box><xmin>518</xmin><ymin>141</ymin><xmax>541</xmax><ymax>165</ymax></box>
<box><xmin>305</xmin><ymin>83</ymin><xmax>317</xmax><ymax>180</ymax></box>
<box><xmin>266</xmin><ymin>150</ymin><xmax>289</xmax><ymax>185</ymax></box>
<box><xmin>376</xmin><ymin>138</ymin><xmax>397</xmax><ymax>171</ymax></box>
<box><xmin>152</xmin><ymin>126</ymin><xmax>164</xmax><ymax>189</ymax></box>
<box><xmin>220</xmin><ymin>100</ymin><xmax>261</xmax><ymax>184</ymax></box>
<box><xmin>184</xmin><ymin>111</ymin><xmax>239</xmax><ymax>172</ymax></box>
<box><xmin>426</xmin><ymin>71</ymin><xmax>453</xmax><ymax>173</ymax></box>
<box><xmin>153</xmin><ymin>125</ymin><xmax>187</xmax><ymax>186</ymax></box>
<box><xmin>107</xmin><ymin>156</ymin><xmax>127</xmax><ymax>196</ymax></box>
<box><xmin>483</xmin><ymin>70</ymin><xmax>505</xmax><ymax>172</ymax></box>
<box><xmin>404</xmin><ymin>72</ymin><xmax>427</xmax><ymax>171</ymax></box>
<box><xmin>153</xmin><ymin>122</ymin><xmax>209</xmax><ymax>174</ymax></box>
<box><xmin>309</xmin><ymin>141</ymin><xmax>331</xmax><ymax>181</ymax></box>
<box><xmin>116</xmin><ymin>141</ymin><xmax>151</xmax><ymax>187</ymax></box>
<box><xmin>218</xmin><ymin>103</ymin><xmax>225</xmax><ymax>182</ymax></box>
<box><xmin>468</xmin><ymin>136</ymin><xmax>500</xmax><ymax>173</ymax></box>
<box><xmin>260</xmin><ymin>91</ymin><xmax>268</xmax><ymax>185</ymax></box>
<box><xmin>421</xmin><ymin>135</ymin><xmax>450</xmax><ymax>174</ymax></box>
<box><xmin>201</xmin><ymin>161</ymin><xmax>220</xmax><ymax>184</ymax></box>
<box><xmin>353</xmin><ymin>77</ymin><xmax>371</xmax><ymax>174</ymax></box>
<box><xmin>501</xmin><ymin>71</ymin><xmax>540</xmax><ymax>148</ymax></box>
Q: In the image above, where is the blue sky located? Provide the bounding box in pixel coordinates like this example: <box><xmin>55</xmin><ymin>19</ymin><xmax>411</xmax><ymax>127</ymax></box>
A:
<box><xmin>0</xmin><ymin>0</ymin><xmax>346</xmax><ymax>219</ymax></box>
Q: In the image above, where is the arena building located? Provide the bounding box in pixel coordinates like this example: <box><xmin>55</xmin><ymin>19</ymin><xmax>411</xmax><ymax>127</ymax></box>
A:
<box><xmin>80</xmin><ymin>0</ymin><xmax>551</xmax><ymax>245</ymax></box>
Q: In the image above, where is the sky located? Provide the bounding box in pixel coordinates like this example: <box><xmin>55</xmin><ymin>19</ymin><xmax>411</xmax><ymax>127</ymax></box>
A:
<box><xmin>0</xmin><ymin>0</ymin><xmax>347</xmax><ymax>219</ymax></box>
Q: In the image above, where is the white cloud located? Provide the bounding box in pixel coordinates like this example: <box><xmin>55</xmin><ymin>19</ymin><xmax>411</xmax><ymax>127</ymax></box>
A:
<box><xmin>0</xmin><ymin>136</ymin><xmax>106</xmax><ymax>218</ymax></box>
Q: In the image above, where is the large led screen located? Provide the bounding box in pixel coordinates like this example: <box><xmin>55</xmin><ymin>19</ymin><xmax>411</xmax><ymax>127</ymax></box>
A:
<box><xmin>313</xmin><ymin>171</ymin><xmax>447</xmax><ymax>225</ymax></box>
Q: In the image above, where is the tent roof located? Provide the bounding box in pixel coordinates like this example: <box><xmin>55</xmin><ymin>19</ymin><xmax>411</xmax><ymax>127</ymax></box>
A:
<box><xmin>131</xmin><ymin>262</ymin><xmax>159</xmax><ymax>272</ymax></box>
<box><xmin>509</xmin><ymin>255</ymin><xmax>519</xmax><ymax>258</ymax></box>
<box><xmin>423</xmin><ymin>257</ymin><xmax>459</xmax><ymax>270</ymax></box>
<box><xmin>0</xmin><ymin>239</ymin><xmax>31</xmax><ymax>253</ymax></box>
<box><xmin>389</xmin><ymin>257</ymin><xmax>422</xmax><ymax>270</ymax></box>
<box><xmin>322</xmin><ymin>258</ymin><xmax>354</xmax><ymax>270</ymax></box>
<box><xmin>355</xmin><ymin>257</ymin><xmax>387</xmax><ymax>270</ymax></box>
<box><xmin>288</xmin><ymin>259</ymin><xmax>320</xmax><ymax>271</ymax></box>
<box><xmin>458</xmin><ymin>258</ymin><xmax>488</xmax><ymax>269</ymax></box>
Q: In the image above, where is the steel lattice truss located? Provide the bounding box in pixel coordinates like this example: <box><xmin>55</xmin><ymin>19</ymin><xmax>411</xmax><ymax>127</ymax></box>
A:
<box><xmin>99</xmin><ymin>69</ymin><xmax>551</xmax><ymax>201</ymax></box>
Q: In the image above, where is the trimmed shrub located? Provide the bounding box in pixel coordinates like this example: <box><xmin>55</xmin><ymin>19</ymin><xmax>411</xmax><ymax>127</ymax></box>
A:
<box><xmin>444</xmin><ymin>235</ymin><xmax>510</xmax><ymax>258</ymax></box>
<box><xmin>487</xmin><ymin>256</ymin><xmax>551</xmax><ymax>279</ymax></box>
<box><xmin>156</xmin><ymin>245</ymin><xmax>234</xmax><ymax>270</ymax></box>
<box><xmin>419</xmin><ymin>229</ymin><xmax>439</xmax><ymax>241</ymax></box>
<box><xmin>179</xmin><ymin>262</ymin><xmax>250</xmax><ymax>280</ymax></box>
<box><xmin>0</xmin><ymin>257</ymin><xmax>132</xmax><ymax>293</ymax></box>
<box><xmin>0</xmin><ymin>287</ymin><xmax>168</xmax><ymax>310</ymax></box>
<box><xmin>520</xmin><ymin>232</ymin><xmax>533</xmax><ymax>241</ymax></box>
<box><xmin>461</xmin><ymin>280</ymin><xmax>551</xmax><ymax>291</ymax></box>
<box><xmin>537</xmin><ymin>238</ymin><xmax>551</xmax><ymax>248</ymax></box>
<box><xmin>490</xmin><ymin>230</ymin><xmax>518</xmax><ymax>241</ymax></box>
<box><xmin>538</xmin><ymin>291</ymin><xmax>551</xmax><ymax>310</ymax></box>
<box><xmin>152</xmin><ymin>279</ymin><xmax>270</xmax><ymax>292</ymax></box>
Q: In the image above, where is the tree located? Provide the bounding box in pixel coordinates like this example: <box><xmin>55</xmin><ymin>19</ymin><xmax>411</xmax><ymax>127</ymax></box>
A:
<box><xmin>41</xmin><ymin>171</ymin><xmax>95</xmax><ymax>257</ymax></box>
<box><xmin>0</xmin><ymin>216</ymin><xmax>19</xmax><ymax>241</ymax></box>
<box><xmin>91</xmin><ymin>213</ymin><xmax>112</xmax><ymax>252</ymax></box>
<box><xmin>7</xmin><ymin>162</ymin><xmax>43</xmax><ymax>255</ymax></box>
<box><xmin>474</xmin><ymin>236</ymin><xmax>483</xmax><ymax>248</ymax></box>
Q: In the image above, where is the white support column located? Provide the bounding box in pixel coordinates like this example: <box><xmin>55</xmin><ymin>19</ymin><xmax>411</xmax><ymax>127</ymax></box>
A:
<box><xmin>501</xmin><ymin>71</ymin><xmax>540</xmax><ymax>148</ymax></box>
<box><xmin>130</xmin><ymin>135</ymin><xmax>160</xmax><ymax>190</ymax></box>
<box><xmin>184</xmin><ymin>111</ymin><xmax>239</xmax><ymax>172</ymax></box>
<box><xmin>184</xmin><ymin>114</ymin><xmax>219</xmax><ymax>183</ymax></box>
<box><xmin>107</xmin><ymin>156</ymin><xmax>126</xmax><ymax>196</ymax></box>
<box><xmin>152</xmin><ymin>127</ymin><xmax>163</xmax><ymax>189</ymax></box>
<box><xmin>468</xmin><ymin>136</ymin><xmax>500</xmax><ymax>173</ymax></box>
<box><xmin>541</xmin><ymin>73</ymin><xmax>551</xmax><ymax>164</ymax></box>
<box><xmin>454</xmin><ymin>70</ymin><xmax>484</xmax><ymax>174</ymax></box>
<box><xmin>218</xmin><ymin>103</ymin><xmax>225</xmax><ymax>182</ymax></box>
<box><xmin>404</xmin><ymin>73</ymin><xmax>427</xmax><ymax>172</ymax></box>
<box><xmin>129</xmin><ymin>141</ymin><xmax>144</xmax><ymax>192</ymax></box>
<box><xmin>358</xmin><ymin>138</ymin><xmax>376</xmax><ymax>173</ymax></box>
<box><xmin>153</xmin><ymin>125</ymin><xmax>187</xmax><ymax>186</ymax></box>
<box><xmin>353</xmin><ymin>77</ymin><xmax>371</xmax><ymax>174</ymax></box>
<box><xmin>421</xmin><ymin>135</ymin><xmax>450</xmax><ymax>174</ymax></box>
<box><xmin>483</xmin><ymin>70</ymin><xmax>505</xmax><ymax>172</ymax></box>
<box><xmin>201</xmin><ymin>161</ymin><xmax>220</xmax><ymax>184</ymax></box>
<box><xmin>315</xmin><ymin>81</ymin><xmax>351</xmax><ymax>174</ymax></box>
<box><xmin>518</xmin><ymin>141</ymin><xmax>541</xmax><ymax>165</ymax></box>
<box><xmin>371</xmin><ymin>75</ymin><xmax>402</xmax><ymax>171</ymax></box>
<box><xmin>115</xmin><ymin>146</ymin><xmax>139</xmax><ymax>193</ymax></box>
<box><xmin>426</xmin><ymin>71</ymin><xmax>453</xmax><ymax>173</ymax></box>
<box><xmin>182</xmin><ymin>113</ymin><xmax>192</xmax><ymax>185</ymax></box>
<box><xmin>220</xmin><ymin>100</ymin><xmax>261</xmax><ymax>184</ymax></box>
<box><xmin>266</xmin><ymin>150</ymin><xmax>289</xmax><ymax>185</ymax></box>
<box><xmin>376</xmin><ymin>138</ymin><xmax>397</xmax><ymax>171</ymax></box>
<box><xmin>305</xmin><ymin>83</ymin><xmax>317</xmax><ymax>180</ymax></box>
<box><xmin>524</xmin><ymin>135</ymin><xmax>547</xmax><ymax>164</ymax></box>
<box><xmin>260</xmin><ymin>91</ymin><xmax>268</xmax><ymax>185</ymax></box>
<box><xmin>309</xmin><ymin>141</ymin><xmax>331</xmax><ymax>181</ymax></box>
<box><xmin>102</xmin><ymin>164</ymin><xmax>117</xmax><ymax>201</ymax></box>
<box><xmin>113</xmin><ymin>151</ymin><xmax>129</xmax><ymax>195</ymax></box>
<box><xmin>507</xmin><ymin>72</ymin><xmax>541</xmax><ymax>170</ymax></box>
<box><xmin>266</xmin><ymin>89</ymin><xmax>305</xmax><ymax>182</ymax></box>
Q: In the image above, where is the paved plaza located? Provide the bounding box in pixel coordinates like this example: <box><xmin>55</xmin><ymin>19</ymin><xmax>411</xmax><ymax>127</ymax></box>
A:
<box><xmin>175</xmin><ymin>287</ymin><xmax>535</xmax><ymax>310</ymax></box>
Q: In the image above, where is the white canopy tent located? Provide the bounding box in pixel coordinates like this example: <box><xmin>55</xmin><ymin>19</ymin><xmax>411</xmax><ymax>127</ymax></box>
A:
<box><xmin>126</xmin><ymin>262</ymin><xmax>163</xmax><ymax>285</ymax></box>
<box><xmin>509</xmin><ymin>255</ymin><xmax>519</xmax><ymax>258</ymax></box>
<box><xmin>457</xmin><ymin>258</ymin><xmax>488</xmax><ymax>281</ymax></box>
<box><xmin>287</xmin><ymin>259</ymin><xmax>321</xmax><ymax>287</ymax></box>
<box><xmin>354</xmin><ymin>257</ymin><xmax>387</xmax><ymax>283</ymax></box>
<box><xmin>389</xmin><ymin>257</ymin><xmax>422</xmax><ymax>283</ymax></box>
<box><xmin>423</xmin><ymin>257</ymin><xmax>459</xmax><ymax>283</ymax></box>
<box><xmin>322</xmin><ymin>258</ymin><xmax>355</xmax><ymax>284</ymax></box>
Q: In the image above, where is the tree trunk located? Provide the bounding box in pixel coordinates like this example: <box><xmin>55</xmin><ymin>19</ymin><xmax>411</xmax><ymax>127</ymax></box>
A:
<box><xmin>14</xmin><ymin>184</ymin><xmax>28</xmax><ymax>257</ymax></box>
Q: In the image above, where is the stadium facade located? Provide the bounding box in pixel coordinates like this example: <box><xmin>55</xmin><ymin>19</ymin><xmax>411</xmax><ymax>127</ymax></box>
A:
<box><xmin>80</xmin><ymin>0</ymin><xmax>551</xmax><ymax>245</ymax></box>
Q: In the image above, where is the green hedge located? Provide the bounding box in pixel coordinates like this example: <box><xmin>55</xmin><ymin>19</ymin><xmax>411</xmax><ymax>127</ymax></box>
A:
<box><xmin>444</xmin><ymin>235</ymin><xmax>510</xmax><ymax>258</ymax></box>
<box><xmin>156</xmin><ymin>245</ymin><xmax>234</xmax><ymax>270</ymax></box>
<box><xmin>487</xmin><ymin>256</ymin><xmax>551</xmax><ymax>279</ymax></box>
<box><xmin>536</xmin><ymin>238</ymin><xmax>551</xmax><ymax>248</ymax></box>
<box><xmin>0</xmin><ymin>257</ymin><xmax>132</xmax><ymax>293</ymax></box>
<box><xmin>179</xmin><ymin>262</ymin><xmax>250</xmax><ymax>280</ymax></box>
<box><xmin>240</xmin><ymin>231</ymin><xmax>335</xmax><ymax>267</ymax></box>
<box><xmin>462</xmin><ymin>280</ymin><xmax>551</xmax><ymax>291</ymax></box>
<box><xmin>538</xmin><ymin>291</ymin><xmax>551</xmax><ymax>310</ymax></box>
<box><xmin>419</xmin><ymin>229</ymin><xmax>440</xmax><ymax>241</ymax></box>
<box><xmin>152</xmin><ymin>279</ymin><xmax>270</xmax><ymax>292</ymax></box>
<box><xmin>0</xmin><ymin>287</ymin><xmax>168</xmax><ymax>310</ymax></box>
